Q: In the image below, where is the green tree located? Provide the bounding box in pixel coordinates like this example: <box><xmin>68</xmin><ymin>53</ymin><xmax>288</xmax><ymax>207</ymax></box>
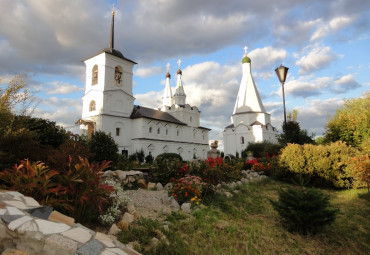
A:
<box><xmin>277</xmin><ymin>121</ymin><xmax>314</xmax><ymax>145</ymax></box>
<box><xmin>88</xmin><ymin>131</ymin><xmax>118</xmax><ymax>163</ymax></box>
<box><xmin>324</xmin><ymin>92</ymin><xmax>370</xmax><ymax>150</ymax></box>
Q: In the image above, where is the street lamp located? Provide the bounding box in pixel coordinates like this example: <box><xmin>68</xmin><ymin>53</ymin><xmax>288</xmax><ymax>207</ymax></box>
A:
<box><xmin>275</xmin><ymin>65</ymin><xmax>289</xmax><ymax>124</ymax></box>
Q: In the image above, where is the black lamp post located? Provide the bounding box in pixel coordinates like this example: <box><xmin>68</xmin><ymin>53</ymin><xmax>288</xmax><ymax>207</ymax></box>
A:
<box><xmin>275</xmin><ymin>65</ymin><xmax>289</xmax><ymax>124</ymax></box>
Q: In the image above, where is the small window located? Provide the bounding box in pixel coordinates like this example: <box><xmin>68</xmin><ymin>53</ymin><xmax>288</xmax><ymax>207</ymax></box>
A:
<box><xmin>166</xmin><ymin>129</ymin><xmax>168</xmax><ymax>135</ymax></box>
<box><xmin>89</xmin><ymin>100</ymin><xmax>96</xmax><ymax>111</ymax></box>
<box><xmin>157</xmin><ymin>128</ymin><xmax>160</xmax><ymax>134</ymax></box>
<box><xmin>203</xmin><ymin>135</ymin><xmax>205</xmax><ymax>140</ymax></box>
<box><xmin>241</xmin><ymin>136</ymin><xmax>245</xmax><ymax>144</ymax></box>
<box><xmin>190</xmin><ymin>116</ymin><xmax>192</xmax><ymax>122</ymax></box>
<box><xmin>92</xmin><ymin>65</ymin><xmax>98</xmax><ymax>85</ymax></box>
<box><xmin>149</xmin><ymin>127</ymin><xmax>152</xmax><ymax>133</ymax></box>
<box><xmin>116</xmin><ymin>128</ymin><xmax>120</xmax><ymax>136</ymax></box>
<box><xmin>177</xmin><ymin>130</ymin><xmax>179</xmax><ymax>136</ymax></box>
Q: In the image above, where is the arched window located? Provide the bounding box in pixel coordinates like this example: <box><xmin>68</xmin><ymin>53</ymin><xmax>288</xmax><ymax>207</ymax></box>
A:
<box><xmin>177</xmin><ymin>130</ymin><xmax>179</xmax><ymax>136</ymax></box>
<box><xmin>149</xmin><ymin>127</ymin><xmax>152</xmax><ymax>133</ymax></box>
<box><xmin>89</xmin><ymin>100</ymin><xmax>96</xmax><ymax>111</ymax></box>
<box><xmin>190</xmin><ymin>116</ymin><xmax>192</xmax><ymax>122</ymax></box>
<box><xmin>241</xmin><ymin>136</ymin><xmax>245</xmax><ymax>144</ymax></box>
<box><xmin>157</xmin><ymin>128</ymin><xmax>160</xmax><ymax>134</ymax></box>
<box><xmin>92</xmin><ymin>65</ymin><xmax>98</xmax><ymax>85</ymax></box>
<box><xmin>115</xmin><ymin>66</ymin><xmax>123</xmax><ymax>86</ymax></box>
<box><xmin>166</xmin><ymin>129</ymin><xmax>168</xmax><ymax>135</ymax></box>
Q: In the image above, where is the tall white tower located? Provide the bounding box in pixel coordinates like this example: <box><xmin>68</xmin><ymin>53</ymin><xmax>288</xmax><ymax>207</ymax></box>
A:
<box><xmin>223</xmin><ymin>47</ymin><xmax>277</xmax><ymax>156</ymax></box>
<box><xmin>78</xmin><ymin>10</ymin><xmax>137</xmax><ymax>138</ymax></box>
<box><xmin>174</xmin><ymin>59</ymin><xmax>186</xmax><ymax>106</ymax></box>
<box><xmin>162</xmin><ymin>63</ymin><xmax>174</xmax><ymax>110</ymax></box>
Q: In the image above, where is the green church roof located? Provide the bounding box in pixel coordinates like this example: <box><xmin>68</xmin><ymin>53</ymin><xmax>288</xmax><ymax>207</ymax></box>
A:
<box><xmin>242</xmin><ymin>55</ymin><xmax>251</xmax><ymax>63</ymax></box>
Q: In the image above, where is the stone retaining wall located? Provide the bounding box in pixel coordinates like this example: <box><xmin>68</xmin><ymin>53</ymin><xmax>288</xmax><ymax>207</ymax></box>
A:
<box><xmin>0</xmin><ymin>191</ymin><xmax>141</xmax><ymax>255</ymax></box>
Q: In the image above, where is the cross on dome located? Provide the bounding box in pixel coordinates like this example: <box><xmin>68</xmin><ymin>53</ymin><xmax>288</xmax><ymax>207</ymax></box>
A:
<box><xmin>244</xmin><ymin>46</ymin><xmax>248</xmax><ymax>55</ymax></box>
<box><xmin>177</xmin><ymin>59</ymin><xmax>182</xmax><ymax>68</ymax></box>
<box><xmin>166</xmin><ymin>62</ymin><xmax>170</xmax><ymax>72</ymax></box>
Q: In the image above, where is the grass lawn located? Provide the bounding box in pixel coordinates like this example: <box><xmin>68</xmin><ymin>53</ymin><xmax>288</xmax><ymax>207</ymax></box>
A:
<box><xmin>119</xmin><ymin>178</ymin><xmax>370</xmax><ymax>255</ymax></box>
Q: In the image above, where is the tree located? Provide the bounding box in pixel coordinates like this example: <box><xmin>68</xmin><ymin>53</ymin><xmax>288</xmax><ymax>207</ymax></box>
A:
<box><xmin>0</xmin><ymin>75</ymin><xmax>41</xmax><ymax>169</ymax></box>
<box><xmin>277</xmin><ymin>121</ymin><xmax>314</xmax><ymax>145</ymax></box>
<box><xmin>324</xmin><ymin>92</ymin><xmax>370</xmax><ymax>150</ymax></box>
<box><xmin>88</xmin><ymin>131</ymin><xmax>118</xmax><ymax>163</ymax></box>
<box><xmin>16</xmin><ymin>116</ymin><xmax>68</xmax><ymax>148</ymax></box>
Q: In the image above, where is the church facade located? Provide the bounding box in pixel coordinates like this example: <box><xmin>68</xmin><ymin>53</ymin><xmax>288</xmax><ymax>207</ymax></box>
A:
<box><xmin>223</xmin><ymin>48</ymin><xmax>277</xmax><ymax>156</ymax></box>
<box><xmin>77</xmin><ymin>11</ymin><xmax>210</xmax><ymax>160</ymax></box>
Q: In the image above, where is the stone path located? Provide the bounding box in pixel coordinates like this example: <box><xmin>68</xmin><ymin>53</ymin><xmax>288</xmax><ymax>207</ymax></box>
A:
<box><xmin>0</xmin><ymin>190</ymin><xmax>141</xmax><ymax>255</ymax></box>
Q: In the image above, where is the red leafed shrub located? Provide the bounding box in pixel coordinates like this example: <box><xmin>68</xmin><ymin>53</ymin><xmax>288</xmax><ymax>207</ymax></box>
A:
<box><xmin>0</xmin><ymin>157</ymin><xmax>114</xmax><ymax>223</ymax></box>
<box><xmin>0</xmin><ymin>160</ymin><xmax>64</xmax><ymax>207</ymax></box>
<box><xmin>56</xmin><ymin>157</ymin><xmax>114</xmax><ymax>222</ymax></box>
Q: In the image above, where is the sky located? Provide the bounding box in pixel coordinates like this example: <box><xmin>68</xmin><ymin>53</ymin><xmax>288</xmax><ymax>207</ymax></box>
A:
<box><xmin>0</xmin><ymin>0</ymin><xmax>369</xmax><ymax>150</ymax></box>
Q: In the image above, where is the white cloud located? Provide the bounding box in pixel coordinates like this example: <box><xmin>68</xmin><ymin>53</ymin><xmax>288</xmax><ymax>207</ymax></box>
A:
<box><xmin>329</xmin><ymin>16</ymin><xmax>354</xmax><ymax>31</ymax></box>
<box><xmin>296</xmin><ymin>45</ymin><xmax>338</xmax><ymax>74</ymax></box>
<box><xmin>47</xmin><ymin>81</ymin><xmax>83</xmax><ymax>94</ymax></box>
<box><xmin>332</xmin><ymin>74</ymin><xmax>361</xmax><ymax>93</ymax></box>
<box><xmin>248</xmin><ymin>47</ymin><xmax>287</xmax><ymax>70</ymax></box>
<box><xmin>135</xmin><ymin>66</ymin><xmax>165</xmax><ymax>78</ymax></box>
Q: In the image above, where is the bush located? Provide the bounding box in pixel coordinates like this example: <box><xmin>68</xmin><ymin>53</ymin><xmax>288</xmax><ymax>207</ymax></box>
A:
<box><xmin>0</xmin><ymin>157</ymin><xmax>115</xmax><ymax>223</ymax></box>
<box><xmin>88</xmin><ymin>131</ymin><xmax>118</xmax><ymax>163</ymax></box>
<box><xmin>279</xmin><ymin>141</ymin><xmax>360</xmax><ymax>188</ymax></box>
<box><xmin>189</xmin><ymin>158</ymin><xmax>242</xmax><ymax>185</ymax></box>
<box><xmin>0</xmin><ymin>159</ymin><xmax>62</xmax><ymax>205</ymax></box>
<box><xmin>145</xmin><ymin>154</ymin><xmax>154</xmax><ymax>164</ymax></box>
<box><xmin>270</xmin><ymin>186</ymin><xmax>339</xmax><ymax>234</ymax></box>
<box><xmin>152</xmin><ymin>153</ymin><xmax>183</xmax><ymax>184</ymax></box>
<box><xmin>170</xmin><ymin>175</ymin><xmax>206</xmax><ymax>204</ymax></box>
<box><xmin>243</xmin><ymin>142</ymin><xmax>283</xmax><ymax>158</ymax></box>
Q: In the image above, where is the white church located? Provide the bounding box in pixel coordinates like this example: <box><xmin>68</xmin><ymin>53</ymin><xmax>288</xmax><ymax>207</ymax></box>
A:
<box><xmin>76</xmin><ymin>11</ymin><xmax>210</xmax><ymax>160</ymax></box>
<box><xmin>223</xmin><ymin>47</ymin><xmax>278</xmax><ymax>156</ymax></box>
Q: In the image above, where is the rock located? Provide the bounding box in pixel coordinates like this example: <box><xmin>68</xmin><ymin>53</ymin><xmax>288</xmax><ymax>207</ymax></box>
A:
<box><xmin>128</xmin><ymin>176</ymin><xmax>136</xmax><ymax>183</ymax></box>
<box><xmin>1</xmin><ymin>249</ymin><xmax>30</xmax><ymax>255</ymax></box>
<box><xmin>156</xmin><ymin>183</ymin><xmax>164</xmax><ymax>191</ymax></box>
<box><xmin>150</xmin><ymin>237</ymin><xmax>160</xmax><ymax>246</ymax></box>
<box><xmin>216</xmin><ymin>220</ymin><xmax>230</xmax><ymax>230</ymax></box>
<box><xmin>117</xmin><ymin>220</ymin><xmax>129</xmax><ymax>230</ymax></box>
<box><xmin>237</xmin><ymin>181</ymin><xmax>242</xmax><ymax>186</ymax></box>
<box><xmin>108</xmin><ymin>224</ymin><xmax>120</xmax><ymax>235</ymax></box>
<box><xmin>181</xmin><ymin>203</ymin><xmax>191</xmax><ymax>214</ymax></box>
<box><xmin>147</xmin><ymin>182</ymin><xmax>156</xmax><ymax>190</ymax></box>
<box><xmin>163</xmin><ymin>225</ymin><xmax>169</xmax><ymax>232</ymax></box>
<box><xmin>137</xmin><ymin>179</ymin><xmax>147</xmax><ymax>189</ymax></box>
<box><xmin>164</xmin><ymin>183</ymin><xmax>173</xmax><ymax>192</ymax></box>
<box><xmin>126</xmin><ymin>204</ymin><xmax>136</xmax><ymax>214</ymax></box>
<box><xmin>127</xmin><ymin>241</ymin><xmax>141</xmax><ymax>251</ymax></box>
<box><xmin>169</xmin><ymin>198</ymin><xmax>180</xmax><ymax>210</ymax></box>
<box><xmin>132</xmin><ymin>211</ymin><xmax>140</xmax><ymax>220</ymax></box>
<box><xmin>241</xmin><ymin>178</ymin><xmax>249</xmax><ymax>184</ymax></box>
<box><xmin>224</xmin><ymin>191</ymin><xmax>233</xmax><ymax>198</ymax></box>
<box><xmin>121</xmin><ymin>212</ymin><xmax>134</xmax><ymax>223</ymax></box>
<box><xmin>115</xmin><ymin>170</ymin><xmax>126</xmax><ymax>180</ymax></box>
<box><xmin>48</xmin><ymin>210</ymin><xmax>75</xmax><ymax>226</ymax></box>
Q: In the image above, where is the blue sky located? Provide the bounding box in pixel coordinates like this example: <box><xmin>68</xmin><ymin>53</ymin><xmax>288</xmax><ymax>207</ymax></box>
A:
<box><xmin>0</xmin><ymin>0</ymin><xmax>369</xmax><ymax>149</ymax></box>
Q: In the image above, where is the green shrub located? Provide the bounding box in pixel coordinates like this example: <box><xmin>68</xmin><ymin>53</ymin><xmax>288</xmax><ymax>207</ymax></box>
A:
<box><xmin>145</xmin><ymin>154</ymin><xmax>154</xmax><ymax>164</ymax></box>
<box><xmin>279</xmin><ymin>141</ymin><xmax>360</xmax><ymax>188</ymax></box>
<box><xmin>88</xmin><ymin>131</ymin><xmax>118</xmax><ymax>163</ymax></box>
<box><xmin>270</xmin><ymin>186</ymin><xmax>339</xmax><ymax>234</ymax></box>
<box><xmin>152</xmin><ymin>153</ymin><xmax>183</xmax><ymax>184</ymax></box>
<box><xmin>243</xmin><ymin>142</ymin><xmax>283</xmax><ymax>158</ymax></box>
<box><xmin>114</xmin><ymin>154</ymin><xmax>133</xmax><ymax>170</ymax></box>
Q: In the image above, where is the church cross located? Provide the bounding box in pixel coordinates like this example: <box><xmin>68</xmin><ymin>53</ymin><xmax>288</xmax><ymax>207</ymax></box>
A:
<box><xmin>166</xmin><ymin>62</ymin><xmax>170</xmax><ymax>72</ymax></box>
<box><xmin>244</xmin><ymin>46</ymin><xmax>248</xmax><ymax>55</ymax></box>
<box><xmin>177</xmin><ymin>59</ymin><xmax>182</xmax><ymax>68</ymax></box>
